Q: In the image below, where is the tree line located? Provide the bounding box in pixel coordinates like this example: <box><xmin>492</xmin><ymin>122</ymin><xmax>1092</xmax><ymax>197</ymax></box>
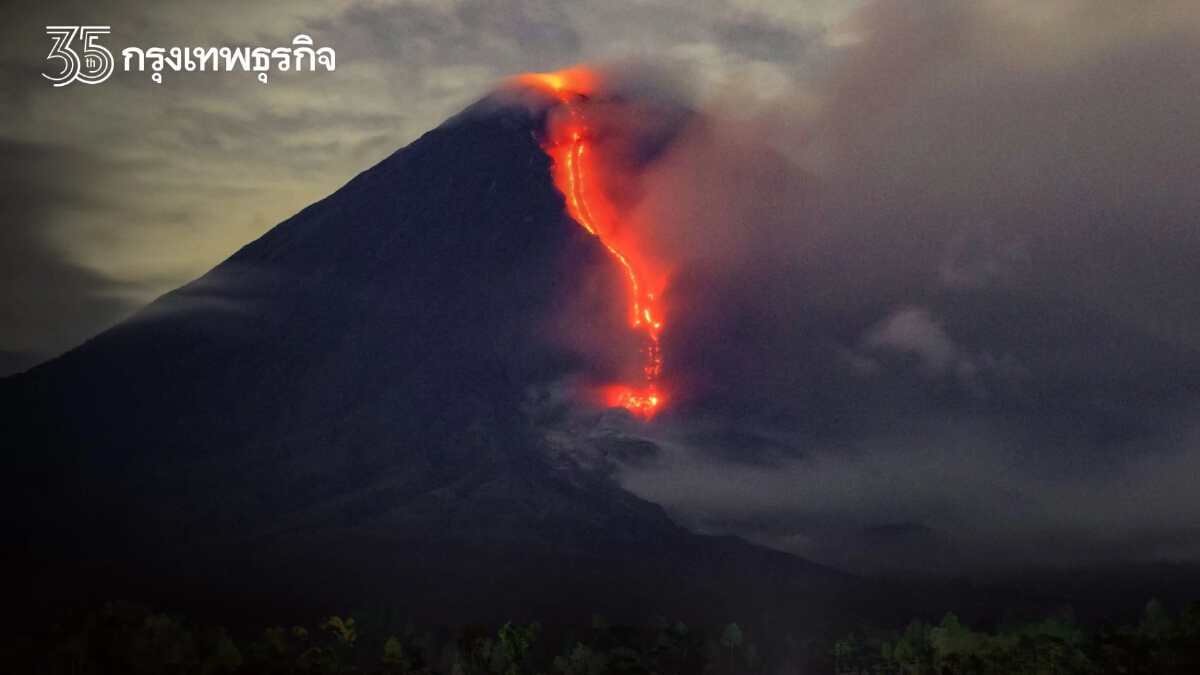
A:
<box><xmin>3</xmin><ymin>597</ymin><xmax>1197</xmax><ymax>674</ymax></box>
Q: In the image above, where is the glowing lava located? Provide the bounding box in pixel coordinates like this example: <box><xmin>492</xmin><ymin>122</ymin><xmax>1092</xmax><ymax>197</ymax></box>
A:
<box><xmin>516</xmin><ymin>68</ymin><xmax>665</xmax><ymax>419</ymax></box>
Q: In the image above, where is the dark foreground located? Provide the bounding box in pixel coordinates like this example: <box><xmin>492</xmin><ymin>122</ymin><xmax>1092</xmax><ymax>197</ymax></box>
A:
<box><xmin>3</xmin><ymin>596</ymin><xmax>1198</xmax><ymax>674</ymax></box>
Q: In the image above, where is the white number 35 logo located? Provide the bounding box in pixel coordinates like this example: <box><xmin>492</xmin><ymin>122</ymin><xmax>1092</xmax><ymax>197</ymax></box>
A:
<box><xmin>44</xmin><ymin>26</ymin><xmax>114</xmax><ymax>86</ymax></box>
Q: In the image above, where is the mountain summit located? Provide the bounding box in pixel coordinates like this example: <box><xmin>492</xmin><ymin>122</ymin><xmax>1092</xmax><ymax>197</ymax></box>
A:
<box><xmin>2</xmin><ymin>93</ymin><xmax>865</xmax><ymax>628</ymax></box>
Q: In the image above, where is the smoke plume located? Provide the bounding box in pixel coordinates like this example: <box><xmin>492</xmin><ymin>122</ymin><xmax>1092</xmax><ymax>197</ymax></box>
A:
<box><xmin>513</xmin><ymin>0</ymin><xmax>1200</xmax><ymax>575</ymax></box>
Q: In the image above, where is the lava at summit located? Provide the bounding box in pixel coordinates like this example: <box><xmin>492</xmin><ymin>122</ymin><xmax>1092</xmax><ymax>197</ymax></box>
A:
<box><xmin>516</xmin><ymin>68</ymin><xmax>667</xmax><ymax>419</ymax></box>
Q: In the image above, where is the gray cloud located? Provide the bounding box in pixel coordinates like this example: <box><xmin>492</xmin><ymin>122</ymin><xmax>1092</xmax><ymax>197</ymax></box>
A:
<box><xmin>863</xmin><ymin>307</ymin><xmax>963</xmax><ymax>376</ymax></box>
<box><xmin>615</xmin><ymin>411</ymin><xmax>1200</xmax><ymax>574</ymax></box>
<box><xmin>530</xmin><ymin>0</ymin><xmax>1200</xmax><ymax>574</ymax></box>
<box><xmin>0</xmin><ymin>140</ymin><xmax>141</xmax><ymax>372</ymax></box>
<box><xmin>714</xmin><ymin>14</ymin><xmax>820</xmax><ymax>65</ymax></box>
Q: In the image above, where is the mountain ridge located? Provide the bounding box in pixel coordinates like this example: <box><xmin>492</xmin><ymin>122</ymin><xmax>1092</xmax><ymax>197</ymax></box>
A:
<box><xmin>0</xmin><ymin>94</ymin><xmax>883</xmax><ymax>630</ymax></box>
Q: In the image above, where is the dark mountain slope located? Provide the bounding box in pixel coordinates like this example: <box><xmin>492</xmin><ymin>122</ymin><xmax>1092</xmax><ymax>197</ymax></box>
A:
<box><xmin>0</xmin><ymin>97</ymin><xmax>879</xmax><ymax>630</ymax></box>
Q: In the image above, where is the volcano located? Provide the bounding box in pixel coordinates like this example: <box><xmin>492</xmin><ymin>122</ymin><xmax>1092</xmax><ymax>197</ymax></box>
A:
<box><xmin>0</xmin><ymin>88</ymin><xmax>876</xmax><ymax>629</ymax></box>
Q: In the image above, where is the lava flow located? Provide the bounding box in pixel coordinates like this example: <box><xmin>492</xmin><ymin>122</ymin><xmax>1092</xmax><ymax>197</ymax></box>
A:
<box><xmin>516</xmin><ymin>68</ymin><xmax>665</xmax><ymax>419</ymax></box>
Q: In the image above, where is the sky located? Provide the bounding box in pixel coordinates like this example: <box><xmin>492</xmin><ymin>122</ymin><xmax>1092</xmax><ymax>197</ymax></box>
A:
<box><xmin>4</xmin><ymin>0</ymin><xmax>1200</xmax><ymax>575</ymax></box>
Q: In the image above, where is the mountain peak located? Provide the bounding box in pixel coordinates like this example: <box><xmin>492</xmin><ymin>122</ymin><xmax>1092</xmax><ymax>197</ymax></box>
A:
<box><xmin>1</xmin><ymin>94</ymin><xmax>859</xmax><ymax>629</ymax></box>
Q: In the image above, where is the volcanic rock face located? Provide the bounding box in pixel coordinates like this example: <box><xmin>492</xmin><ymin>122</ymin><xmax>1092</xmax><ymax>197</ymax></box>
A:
<box><xmin>1</xmin><ymin>97</ymin><xmax>861</xmax><ymax>627</ymax></box>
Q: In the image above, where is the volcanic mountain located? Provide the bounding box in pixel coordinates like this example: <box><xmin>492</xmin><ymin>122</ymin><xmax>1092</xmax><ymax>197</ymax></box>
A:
<box><xmin>1</xmin><ymin>89</ymin><xmax>886</xmax><ymax>630</ymax></box>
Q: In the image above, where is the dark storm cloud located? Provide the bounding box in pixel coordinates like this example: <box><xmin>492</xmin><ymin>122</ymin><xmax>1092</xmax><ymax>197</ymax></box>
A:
<box><xmin>561</xmin><ymin>0</ymin><xmax>1200</xmax><ymax>573</ymax></box>
<box><xmin>620</xmin><ymin>0</ymin><xmax>1200</xmax><ymax>408</ymax></box>
<box><xmin>154</xmin><ymin>100</ymin><xmax>405</xmax><ymax>175</ymax></box>
<box><xmin>314</xmin><ymin>0</ymin><xmax>582</xmax><ymax>70</ymax></box>
<box><xmin>0</xmin><ymin>60</ymin><xmax>50</xmax><ymax>113</ymax></box>
<box><xmin>0</xmin><ymin>140</ymin><xmax>139</xmax><ymax>374</ymax></box>
<box><xmin>617</xmin><ymin>411</ymin><xmax>1200</xmax><ymax>573</ymax></box>
<box><xmin>713</xmin><ymin>14</ymin><xmax>820</xmax><ymax>65</ymax></box>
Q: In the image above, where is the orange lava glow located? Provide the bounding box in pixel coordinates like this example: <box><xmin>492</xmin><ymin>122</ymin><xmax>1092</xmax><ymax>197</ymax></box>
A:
<box><xmin>517</xmin><ymin>68</ymin><xmax>665</xmax><ymax>419</ymax></box>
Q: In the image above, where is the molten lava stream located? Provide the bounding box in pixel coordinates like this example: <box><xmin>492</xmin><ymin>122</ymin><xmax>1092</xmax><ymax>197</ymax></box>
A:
<box><xmin>517</xmin><ymin>69</ymin><xmax>665</xmax><ymax>419</ymax></box>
